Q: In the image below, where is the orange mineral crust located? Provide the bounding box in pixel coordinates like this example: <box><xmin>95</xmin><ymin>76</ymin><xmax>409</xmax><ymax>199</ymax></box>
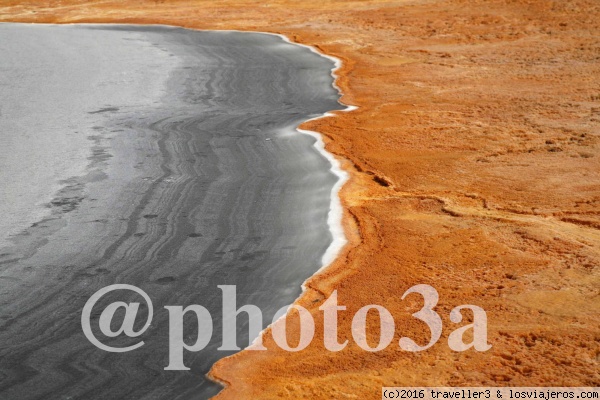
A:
<box><xmin>1</xmin><ymin>0</ymin><xmax>599</xmax><ymax>398</ymax></box>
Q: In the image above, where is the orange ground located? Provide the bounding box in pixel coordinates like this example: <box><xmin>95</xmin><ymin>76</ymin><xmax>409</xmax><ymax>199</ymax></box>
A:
<box><xmin>1</xmin><ymin>1</ymin><xmax>599</xmax><ymax>398</ymax></box>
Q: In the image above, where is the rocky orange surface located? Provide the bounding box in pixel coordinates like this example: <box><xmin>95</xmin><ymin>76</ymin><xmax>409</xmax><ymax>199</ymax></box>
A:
<box><xmin>1</xmin><ymin>0</ymin><xmax>599</xmax><ymax>398</ymax></box>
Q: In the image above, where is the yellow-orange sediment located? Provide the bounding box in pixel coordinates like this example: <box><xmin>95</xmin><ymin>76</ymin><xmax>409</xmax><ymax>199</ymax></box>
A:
<box><xmin>1</xmin><ymin>1</ymin><xmax>598</xmax><ymax>398</ymax></box>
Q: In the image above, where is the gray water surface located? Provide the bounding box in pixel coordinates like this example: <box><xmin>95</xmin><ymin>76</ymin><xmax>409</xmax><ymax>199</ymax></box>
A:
<box><xmin>0</xmin><ymin>23</ymin><xmax>343</xmax><ymax>399</ymax></box>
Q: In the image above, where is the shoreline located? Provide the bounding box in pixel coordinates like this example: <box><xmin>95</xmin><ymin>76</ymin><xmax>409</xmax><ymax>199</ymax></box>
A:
<box><xmin>1</xmin><ymin>1</ymin><xmax>599</xmax><ymax>398</ymax></box>
<box><xmin>59</xmin><ymin>21</ymin><xmax>358</xmax><ymax>273</ymax></box>
<box><xmin>2</xmin><ymin>24</ymin><xmax>351</xmax><ymax>400</ymax></box>
<box><xmin>1</xmin><ymin>21</ymin><xmax>360</xmax><ymax>393</ymax></box>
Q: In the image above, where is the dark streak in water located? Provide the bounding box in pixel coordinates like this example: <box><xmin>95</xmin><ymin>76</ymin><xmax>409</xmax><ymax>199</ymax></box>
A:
<box><xmin>88</xmin><ymin>107</ymin><xmax>120</xmax><ymax>114</ymax></box>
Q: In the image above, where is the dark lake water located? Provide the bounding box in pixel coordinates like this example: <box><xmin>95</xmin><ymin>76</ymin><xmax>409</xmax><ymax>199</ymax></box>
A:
<box><xmin>0</xmin><ymin>23</ymin><xmax>343</xmax><ymax>399</ymax></box>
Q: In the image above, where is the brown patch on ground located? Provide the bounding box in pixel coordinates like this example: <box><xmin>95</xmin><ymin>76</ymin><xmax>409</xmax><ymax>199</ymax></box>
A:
<box><xmin>2</xmin><ymin>0</ymin><xmax>599</xmax><ymax>398</ymax></box>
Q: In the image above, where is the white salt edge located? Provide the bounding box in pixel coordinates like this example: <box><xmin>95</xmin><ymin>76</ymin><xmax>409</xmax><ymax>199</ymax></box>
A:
<box><xmin>247</xmin><ymin>31</ymin><xmax>357</xmax><ymax>351</ymax></box>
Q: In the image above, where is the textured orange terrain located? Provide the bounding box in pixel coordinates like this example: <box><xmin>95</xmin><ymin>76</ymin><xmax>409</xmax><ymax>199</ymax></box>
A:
<box><xmin>1</xmin><ymin>0</ymin><xmax>599</xmax><ymax>398</ymax></box>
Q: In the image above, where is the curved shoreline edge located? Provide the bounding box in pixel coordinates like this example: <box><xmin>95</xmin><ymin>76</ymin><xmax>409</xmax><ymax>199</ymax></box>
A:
<box><xmin>228</xmin><ymin>29</ymin><xmax>358</xmax><ymax>359</ymax></box>
<box><xmin>194</xmin><ymin>28</ymin><xmax>358</xmax><ymax>277</ymax></box>
<box><xmin>55</xmin><ymin>23</ymin><xmax>357</xmax><ymax>278</ymax></box>
<box><xmin>197</xmin><ymin>28</ymin><xmax>359</xmax><ymax>389</ymax></box>
<box><xmin>272</xmin><ymin>32</ymin><xmax>357</xmax><ymax>273</ymax></box>
<box><xmin>9</xmin><ymin>21</ymin><xmax>358</xmax><ymax>395</ymax></box>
